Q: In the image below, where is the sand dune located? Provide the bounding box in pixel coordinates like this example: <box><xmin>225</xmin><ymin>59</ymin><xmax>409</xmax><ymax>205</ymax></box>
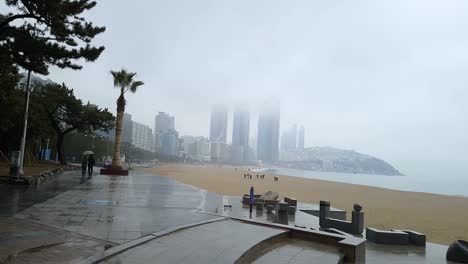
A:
<box><xmin>147</xmin><ymin>164</ymin><xmax>468</xmax><ymax>245</ymax></box>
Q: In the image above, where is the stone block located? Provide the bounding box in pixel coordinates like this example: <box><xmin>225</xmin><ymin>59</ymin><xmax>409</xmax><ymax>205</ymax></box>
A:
<box><xmin>277</xmin><ymin>202</ymin><xmax>289</xmax><ymax>212</ymax></box>
<box><xmin>264</xmin><ymin>199</ymin><xmax>279</xmax><ymax>206</ymax></box>
<box><xmin>255</xmin><ymin>202</ymin><xmax>264</xmax><ymax>211</ymax></box>
<box><xmin>366</xmin><ymin>227</ymin><xmax>409</xmax><ymax>245</ymax></box>
<box><xmin>266</xmin><ymin>205</ymin><xmax>274</xmax><ymax>214</ymax></box>
<box><xmin>284</xmin><ymin>197</ymin><xmax>297</xmax><ymax>206</ymax></box>
<box><xmin>393</xmin><ymin>230</ymin><xmax>426</xmax><ymax>246</ymax></box>
<box><xmin>253</xmin><ymin>198</ymin><xmax>265</xmax><ymax>204</ymax></box>
<box><xmin>446</xmin><ymin>240</ymin><xmax>468</xmax><ymax>263</ymax></box>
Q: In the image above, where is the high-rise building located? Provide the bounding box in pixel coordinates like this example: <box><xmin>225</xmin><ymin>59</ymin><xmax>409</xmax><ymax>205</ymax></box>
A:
<box><xmin>281</xmin><ymin>124</ymin><xmax>298</xmax><ymax>150</ymax></box>
<box><xmin>108</xmin><ymin>113</ymin><xmax>133</xmax><ymax>143</ymax></box>
<box><xmin>154</xmin><ymin>112</ymin><xmax>175</xmax><ymax>152</ymax></box>
<box><xmin>159</xmin><ymin>129</ymin><xmax>179</xmax><ymax>156</ymax></box>
<box><xmin>256</xmin><ymin>103</ymin><xmax>280</xmax><ymax>163</ymax></box>
<box><xmin>298</xmin><ymin>126</ymin><xmax>305</xmax><ymax>149</ymax></box>
<box><xmin>122</xmin><ymin>113</ymin><xmax>133</xmax><ymax>144</ymax></box>
<box><xmin>131</xmin><ymin>121</ymin><xmax>153</xmax><ymax>152</ymax></box>
<box><xmin>209</xmin><ymin>105</ymin><xmax>228</xmax><ymax>143</ymax></box>
<box><xmin>231</xmin><ymin>106</ymin><xmax>250</xmax><ymax>162</ymax></box>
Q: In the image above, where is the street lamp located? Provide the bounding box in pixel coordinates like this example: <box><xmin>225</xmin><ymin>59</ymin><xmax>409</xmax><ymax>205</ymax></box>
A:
<box><xmin>18</xmin><ymin>70</ymin><xmax>32</xmax><ymax>176</ymax></box>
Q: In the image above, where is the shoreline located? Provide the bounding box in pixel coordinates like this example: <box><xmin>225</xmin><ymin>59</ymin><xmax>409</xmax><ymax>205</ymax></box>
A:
<box><xmin>262</xmin><ymin>166</ymin><xmax>466</xmax><ymax>197</ymax></box>
<box><xmin>146</xmin><ymin>164</ymin><xmax>468</xmax><ymax>245</ymax></box>
<box><xmin>271</xmin><ymin>168</ymin><xmax>468</xmax><ymax>199</ymax></box>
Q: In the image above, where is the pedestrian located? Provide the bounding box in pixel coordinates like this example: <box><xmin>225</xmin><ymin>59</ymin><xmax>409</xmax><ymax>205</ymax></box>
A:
<box><xmin>249</xmin><ymin>186</ymin><xmax>254</xmax><ymax>213</ymax></box>
<box><xmin>87</xmin><ymin>154</ymin><xmax>96</xmax><ymax>177</ymax></box>
<box><xmin>81</xmin><ymin>155</ymin><xmax>88</xmax><ymax>177</ymax></box>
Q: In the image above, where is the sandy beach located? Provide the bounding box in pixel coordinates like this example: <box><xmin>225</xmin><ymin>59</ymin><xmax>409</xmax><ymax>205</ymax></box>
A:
<box><xmin>147</xmin><ymin>164</ymin><xmax>468</xmax><ymax>245</ymax></box>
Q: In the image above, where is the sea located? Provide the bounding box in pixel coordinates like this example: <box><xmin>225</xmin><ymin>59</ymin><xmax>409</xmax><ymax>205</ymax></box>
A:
<box><xmin>261</xmin><ymin>167</ymin><xmax>468</xmax><ymax>197</ymax></box>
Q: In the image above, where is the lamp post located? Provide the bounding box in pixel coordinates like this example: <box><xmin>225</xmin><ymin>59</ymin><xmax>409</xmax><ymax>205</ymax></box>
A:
<box><xmin>18</xmin><ymin>70</ymin><xmax>32</xmax><ymax>176</ymax></box>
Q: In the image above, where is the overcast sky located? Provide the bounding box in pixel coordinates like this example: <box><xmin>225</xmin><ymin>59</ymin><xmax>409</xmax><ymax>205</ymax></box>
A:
<box><xmin>30</xmin><ymin>0</ymin><xmax>468</xmax><ymax>175</ymax></box>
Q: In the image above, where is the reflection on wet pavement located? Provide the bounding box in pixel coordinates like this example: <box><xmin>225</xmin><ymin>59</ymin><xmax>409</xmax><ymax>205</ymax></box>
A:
<box><xmin>0</xmin><ymin>216</ymin><xmax>113</xmax><ymax>264</ymax></box>
<box><xmin>0</xmin><ymin>170</ymin><xmax>85</xmax><ymax>216</ymax></box>
<box><xmin>102</xmin><ymin>219</ymin><xmax>289</xmax><ymax>264</ymax></box>
<box><xmin>253</xmin><ymin>239</ymin><xmax>342</xmax><ymax>264</ymax></box>
<box><xmin>14</xmin><ymin>170</ymin><xmax>216</xmax><ymax>244</ymax></box>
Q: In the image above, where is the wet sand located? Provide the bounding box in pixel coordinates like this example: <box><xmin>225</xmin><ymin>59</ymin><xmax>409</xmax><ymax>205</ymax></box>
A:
<box><xmin>147</xmin><ymin>164</ymin><xmax>468</xmax><ymax>245</ymax></box>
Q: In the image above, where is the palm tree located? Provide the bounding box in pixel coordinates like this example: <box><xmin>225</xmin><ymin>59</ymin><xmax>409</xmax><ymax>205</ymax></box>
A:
<box><xmin>110</xmin><ymin>69</ymin><xmax>144</xmax><ymax>168</ymax></box>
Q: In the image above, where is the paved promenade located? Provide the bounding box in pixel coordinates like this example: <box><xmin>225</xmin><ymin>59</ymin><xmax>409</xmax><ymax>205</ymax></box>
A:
<box><xmin>0</xmin><ymin>168</ymin><xmax>459</xmax><ymax>263</ymax></box>
<box><xmin>102</xmin><ymin>219</ymin><xmax>294</xmax><ymax>264</ymax></box>
<box><xmin>14</xmin><ymin>170</ymin><xmax>216</xmax><ymax>244</ymax></box>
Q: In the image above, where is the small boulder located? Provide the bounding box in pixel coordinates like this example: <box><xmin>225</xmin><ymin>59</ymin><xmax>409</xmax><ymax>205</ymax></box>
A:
<box><xmin>447</xmin><ymin>240</ymin><xmax>468</xmax><ymax>263</ymax></box>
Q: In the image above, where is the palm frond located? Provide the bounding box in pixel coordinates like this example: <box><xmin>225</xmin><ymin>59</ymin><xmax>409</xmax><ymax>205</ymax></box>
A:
<box><xmin>111</xmin><ymin>68</ymin><xmax>144</xmax><ymax>94</ymax></box>
<box><xmin>129</xmin><ymin>81</ymin><xmax>144</xmax><ymax>93</ymax></box>
<box><xmin>110</xmin><ymin>69</ymin><xmax>128</xmax><ymax>89</ymax></box>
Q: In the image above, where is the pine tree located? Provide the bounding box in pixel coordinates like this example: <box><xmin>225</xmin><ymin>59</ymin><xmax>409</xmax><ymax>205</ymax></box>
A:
<box><xmin>0</xmin><ymin>0</ymin><xmax>105</xmax><ymax>74</ymax></box>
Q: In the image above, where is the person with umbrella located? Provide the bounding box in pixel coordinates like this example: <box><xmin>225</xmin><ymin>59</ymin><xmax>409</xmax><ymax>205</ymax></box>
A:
<box><xmin>81</xmin><ymin>151</ymin><xmax>93</xmax><ymax>177</ymax></box>
<box><xmin>87</xmin><ymin>154</ymin><xmax>96</xmax><ymax>177</ymax></box>
<box><xmin>81</xmin><ymin>156</ymin><xmax>88</xmax><ymax>177</ymax></box>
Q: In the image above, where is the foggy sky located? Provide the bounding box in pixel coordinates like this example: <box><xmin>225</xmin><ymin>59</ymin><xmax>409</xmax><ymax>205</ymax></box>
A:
<box><xmin>18</xmin><ymin>0</ymin><xmax>468</xmax><ymax>174</ymax></box>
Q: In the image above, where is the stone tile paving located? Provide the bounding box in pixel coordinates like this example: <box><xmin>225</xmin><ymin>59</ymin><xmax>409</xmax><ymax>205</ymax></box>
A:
<box><xmin>14</xmin><ymin>170</ymin><xmax>216</xmax><ymax>244</ymax></box>
<box><xmin>253</xmin><ymin>239</ymin><xmax>343</xmax><ymax>264</ymax></box>
<box><xmin>0</xmin><ymin>216</ymin><xmax>113</xmax><ymax>264</ymax></box>
<box><xmin>0</xmin><ymin>170</ymin><xmax>86</xmax><ymax>216</ymax></box>
<box><xmin>102</xmin><ymin>219</ymin><xmax>290</xmax><ymax>264</ymax></box>
<box><xmin>366</xmin><ymin>242</ymin><xmax>457</xmax><ymax>264</ymax></box>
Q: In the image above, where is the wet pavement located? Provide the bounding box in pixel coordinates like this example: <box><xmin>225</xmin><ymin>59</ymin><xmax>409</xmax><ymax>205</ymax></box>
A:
<box><xmin>0</xmin><ymin>216</ymin><xmax>113</xmax><ymax>264</ymax></box>
<box><xmin>0</xmin><ymin>169</ymin><xmax>85</xmax><ymax>216</ymax></box>
<box><xmin>102</xmin><ymin>219</ymin><xmax>290</xmax><ymax>264</ymax></box>
<box><xmin>14</xmin><ymin>170</ymin><xmax>216</xmax><ymax>244</ymax></box>
<box><xmin>0</xmin><ymin>168</ymin><xmax>460</xmax><ymax>263</ymax></box>
<box><xmin>253</xmin><ymin>239</ymin><xmax>343</xmax><ymax>264</ymax></box>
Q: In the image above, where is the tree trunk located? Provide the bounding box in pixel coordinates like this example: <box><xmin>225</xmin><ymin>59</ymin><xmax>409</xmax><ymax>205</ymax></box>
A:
<box><xmin>56</xmin><ymin>133</ymin><xmax>66</xmax><ymax>165</ymax></box>
<box><xmin>112</xmin><ymin>111</ymin><xmax>124</xmax><ymax>167</ymax></box>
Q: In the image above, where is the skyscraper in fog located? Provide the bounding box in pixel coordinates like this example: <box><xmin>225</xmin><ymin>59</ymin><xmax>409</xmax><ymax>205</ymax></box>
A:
<box><xmin>257</xmin><ymin>103</ymin><xmax>280</xmax><ymax>163</ymax></box>
<box><xmin>154</xmin><ymin>112</ymin><xmax>175</xmax><ymax>152</ymax></box>
<box><xmin>281</xmin><ymin>124</ymin><xmax>298</xmax><ymax>150</ymax></box>
<box><xmin>210</xmin><ymin>105</ymin><xmax>228</xmax><ymax>143</ymax></box>
<box><xmin>121</xmin><ymin>113</ymin><xmax>134</xmax><ymax>144</ymax></box>
<box><xmin>232</xmin><ymin>106</ymin><xmax>250</xmax><ymax>162</ymax></box>
<box><xmin>297</xmin><ymin>126</ymin><xmax>305</xmax><ymax>149</ymax></box>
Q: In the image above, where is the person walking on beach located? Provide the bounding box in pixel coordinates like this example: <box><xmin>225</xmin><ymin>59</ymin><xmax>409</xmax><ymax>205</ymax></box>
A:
<box><xmin>87</xmin><ymin>154</ymin><xmax>96</xmax><ymax>177</ymax></box>
<box><xmin>81</xmin><ymin>156</ymin><xmax>88</xmax><ymax>177</ymax></box>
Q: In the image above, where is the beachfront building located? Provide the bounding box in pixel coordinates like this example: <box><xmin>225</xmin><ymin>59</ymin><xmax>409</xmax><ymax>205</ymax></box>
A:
<box><xmin>159</xmin><ymin>129</ymin><xmax>179</xmax><ymax>157</ymax></box>
<box><xmin>154</xmin><ymin>112</ymin><xmax>175</xmax><ymax>153</ymax></box>
<box><xmin>181</xmin><ymin>136</ymin><xmax>210</xmax><ymax>160</ymax></box>
<box><xmin>298</xmin><ymin>125</ymin><xmax>305</xmax><ymax>149</ymax></box>
<box><xmin>108</xmin><ymin>113</ymin><xmax>133</xmax><ymax>144</ymax></box>
<box><xmin>210</xmin><ymin>142</ymin><xmax>229</xmax><ymax>162</ymax></box>
<box><xmin>281</xmin><ymin>124</ymin><xmax>298</xmax><ymax>151</ymax></box>
<box><xmin>257</xmin><ymin>103</ymin><xmax>280</xmax><ymax>163</ymax></box>
<box><xmin>209</xmin><ymin>105</ymin><xmax>228</xmax><ymax>143</ymax></box>
<box><xmin>231</xmin><ymin>106</ymin><xmax>250</xmax><ymax>163</ymax></box>
<box><xmin>131</xmin><ymin>121</ymin><xmax>154</xmax><ymax>152</ymax></box>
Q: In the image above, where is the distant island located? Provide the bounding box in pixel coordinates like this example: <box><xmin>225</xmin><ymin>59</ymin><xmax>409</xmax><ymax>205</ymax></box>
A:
<box><xmin>279</xmin><ymin>146</ymin><xmax>403</xmax><ymax>176</ymax></box>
